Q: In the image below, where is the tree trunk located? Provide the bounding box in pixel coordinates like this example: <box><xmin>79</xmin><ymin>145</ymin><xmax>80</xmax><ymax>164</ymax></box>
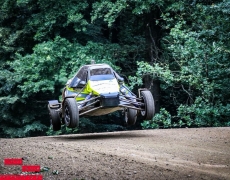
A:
<box><xmin>144</xmin><ymin>8</ymin><xmax>161</xmax><ymax>113</ymax></box>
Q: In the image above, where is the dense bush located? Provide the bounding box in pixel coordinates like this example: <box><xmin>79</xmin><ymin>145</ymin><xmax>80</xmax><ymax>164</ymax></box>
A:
<box><xmin>0</xmin><ymin>0</ymin><xmax>229</xmax><ymax>137</ymax></box>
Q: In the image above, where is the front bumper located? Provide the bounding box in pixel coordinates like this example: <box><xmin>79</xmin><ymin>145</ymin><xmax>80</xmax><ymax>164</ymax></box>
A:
<box><xmin>100</xmin><ymin>93</ymin><xmax>119</xmax><ymax>107</ymax></box>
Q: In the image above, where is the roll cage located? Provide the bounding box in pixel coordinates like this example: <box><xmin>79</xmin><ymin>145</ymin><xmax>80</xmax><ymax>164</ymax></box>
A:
<box><xmin>68</xmin><ymin>64</ymin><xmax>123</xmax><ymax>88</ymax></box>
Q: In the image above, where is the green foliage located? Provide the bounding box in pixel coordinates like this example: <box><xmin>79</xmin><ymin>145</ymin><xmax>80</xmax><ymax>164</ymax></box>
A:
<box><xmin>27</xmin><ymin>0</ymin><xmax>89</xmax><ymax>41</ymax></box>
<box><xmin>177</xmin><ymin>97</ymin><xmax>230</xmax><ymax>127</ymax></box>
<box><xmin>46</xmin><ymin>117</ymin><xmax>124</xmax><ymax>135</ymax></box>
<box><xmin>1</xmin><ymin>0</ymin><xmax>230</xmax><ymax>137</ymax></box>
<box><xmin>141</xmin><ymin>108</ymin><xmax>171</xmax><ymax>129</ymax></box>
<box><xmin>92</xmin><ymin>0</ymin><xmax>164</xmax><ymax>26</ymax></box>
<box><xmin>46</xmin><ymin>125</ymin><xmax>79</xmax><ymax>136</ymax></box>
<box><xmin>3</xmin><ymin>36</ymin><xmax>126</xmax><ymax>137</ymax></box>
<box><xmin>1</xmin><ymin>120</ymin><xmax>47</xmax><ymax>138</ymax></box>
<box><xmin>129</xmin><ymin>61</ymin><xmax>174</xmax><ymax>89</ymax></box>
<box><xmin>131</xmin><ymin>0</ymin><xmax>230</xmax><ymax>128</ymax></box>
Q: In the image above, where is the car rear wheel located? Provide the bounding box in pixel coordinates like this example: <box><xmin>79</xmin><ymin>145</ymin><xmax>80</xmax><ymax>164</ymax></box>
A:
<box><xmin>124</xmin><ymin>108</ymin><xmax>137</xmax><ymax>126</ymax></box>
<box><xmin>140</xmin><ymin>91</ymin><xmax>155</xmax><ymax>120</ymax></box>
<box><xmin>48</xmin><ymin>106</ymin><xmax>61</xmax><ymax>131</ymax></box>
<box><xmin>64</xmin><ymin>98</ymin><xmax>79</xmax><ymax>128</ymax></box>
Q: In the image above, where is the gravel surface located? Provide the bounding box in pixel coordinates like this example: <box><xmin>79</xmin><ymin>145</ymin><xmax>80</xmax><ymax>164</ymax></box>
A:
<box><xmin>0</xmin><ymin>127</ymin><xmax>230</xmax><ymax>180</ymax></box>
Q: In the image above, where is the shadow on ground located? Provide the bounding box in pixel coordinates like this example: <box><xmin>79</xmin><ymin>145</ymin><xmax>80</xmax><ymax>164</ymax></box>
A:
<box><xmin>50</xmin><ymin>130</ymin><xmax>149</xmax><ymax>141</ymax></box>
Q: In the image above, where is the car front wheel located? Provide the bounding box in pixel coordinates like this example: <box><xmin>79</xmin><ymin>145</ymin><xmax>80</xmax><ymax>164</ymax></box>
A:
<box><xmin>64</xmin><ymin>98</ymin><xmax>79</xmax><ymax>128</ymax></box>
<box><xmin>140</xmin><ymin>91</ymin><xmax>155</xmax><ymax>120</ymax></box>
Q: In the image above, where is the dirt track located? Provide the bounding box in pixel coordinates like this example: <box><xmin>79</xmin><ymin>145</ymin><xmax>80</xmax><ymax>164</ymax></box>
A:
<box><xmin>0</xmin><ymin>127</ymin><xmax>230</xmax><ymax>180</ymax></box>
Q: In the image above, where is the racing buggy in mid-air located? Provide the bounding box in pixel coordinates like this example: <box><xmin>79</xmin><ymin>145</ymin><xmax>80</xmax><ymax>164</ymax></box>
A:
<box><xmin>48</xmin><ymin>63</ymin><xmax>155</xmax><ymax>131</ymax></box>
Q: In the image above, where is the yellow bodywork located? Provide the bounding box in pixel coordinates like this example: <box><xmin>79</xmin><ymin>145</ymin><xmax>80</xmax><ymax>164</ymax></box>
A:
<box><xmin>65</xmin><ymin>78</ymin><xmax>120</xmax><ymax>102</ymax></box>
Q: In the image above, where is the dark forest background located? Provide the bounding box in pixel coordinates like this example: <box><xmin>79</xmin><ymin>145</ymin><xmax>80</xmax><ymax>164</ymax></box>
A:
<box><xmin>0</xmin><ymin>0</ymin><xmax>229</xmax><ymax>137</ymax></box>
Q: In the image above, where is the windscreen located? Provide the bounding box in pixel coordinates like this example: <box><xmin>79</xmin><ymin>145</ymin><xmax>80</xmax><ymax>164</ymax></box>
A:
<box><xmin>90</xmin><ymin>68</ymin><xmax>115</xmax><ymax>81</ymax></box>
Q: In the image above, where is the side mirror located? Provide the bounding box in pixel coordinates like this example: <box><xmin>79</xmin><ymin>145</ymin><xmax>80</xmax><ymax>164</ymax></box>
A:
<box><xmin>113</xmin><ymin>71</ymin><xmax>124</xmax><ymax>83</ymax></box>
<box><xmin>117</xmin><ymin>77</ymin><xmax>124</xmax><ymax>83</ymax></box>
<box><xmin>69</xmin><ymin>77</ymin><xmax>86</xmax><ymax>88</ymax></box>
<box><xmin>69</xmin><ymin>77</ymin><xmax>80</xmax><ymax>88</ymax></box>
<box><xmin>77</xmin><ymin>81</ymin><xmax>86</xmax><ymax>88</ymax></box>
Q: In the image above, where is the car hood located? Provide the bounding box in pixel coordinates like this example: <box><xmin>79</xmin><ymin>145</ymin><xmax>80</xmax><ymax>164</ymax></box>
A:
<box><xmin>88</xmin><ymin>78</ymin><xmax>119</xmax><ymax>95</ymax></box>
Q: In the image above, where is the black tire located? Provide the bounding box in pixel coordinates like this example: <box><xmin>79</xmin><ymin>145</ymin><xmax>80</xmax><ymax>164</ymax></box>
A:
<box><xmin>64</xmin><ymin>98</ymin><xmax>79</xmax><ymax>128</ymax></box>
<box><xmin>48</xmin><ymin>106</ymin><xmax>61</xmax><ymax>131</ymax></box>
<box><xmin>140</xmin><ymin>91</ymin><xmax>155</xmax><ymax>120</ymax></box>
<box><xmin>127</xmin><ymin>108</ymin><xmax>137</xmax><ymax>125</ymax></box>
<box><xmin>124</xmin><ymin>108</ymin><xmax>137</xmax><ymax>126</ymax></box>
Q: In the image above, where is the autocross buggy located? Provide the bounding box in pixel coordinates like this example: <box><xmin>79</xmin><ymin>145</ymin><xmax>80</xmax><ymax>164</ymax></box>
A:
<box><xmin>48</xmin><ymin>63</ymin><xmax>155</xmax><ymax>131</ymax></box>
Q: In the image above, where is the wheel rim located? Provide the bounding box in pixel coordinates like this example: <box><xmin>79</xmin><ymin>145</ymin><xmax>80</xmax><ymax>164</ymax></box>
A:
<box><xmin>64</xmin><ymin>106</ymin><xmax>71</xmax><ymax>126</ymax></box>
<box><xmin>141</xmin><ymin>108</ymin><xmax>146</xmax><ymax>116</ymax></box>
